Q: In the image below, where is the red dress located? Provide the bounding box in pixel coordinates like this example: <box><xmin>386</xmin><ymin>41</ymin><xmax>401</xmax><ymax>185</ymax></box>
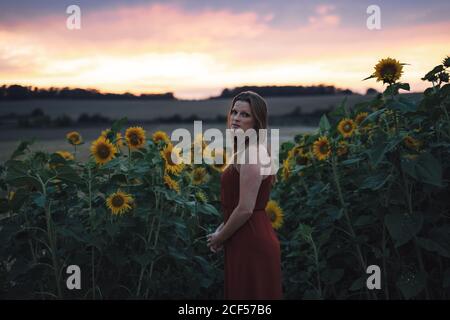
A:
<box><xmin>221</xmin><ymin>165</ymin><xmax>283</xmax><ymax>300</ymax></box>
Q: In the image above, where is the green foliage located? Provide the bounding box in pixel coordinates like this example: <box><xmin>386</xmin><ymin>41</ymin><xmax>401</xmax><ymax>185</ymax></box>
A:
<box><xmin>273</xmin><ymin>57</ymin><xmax>450</xmax><ymax>300</ymax></box>
<box><xmin>1</xmin><ymin>58</ymin><xmax>449</xmax><ymax>299</ymax></box>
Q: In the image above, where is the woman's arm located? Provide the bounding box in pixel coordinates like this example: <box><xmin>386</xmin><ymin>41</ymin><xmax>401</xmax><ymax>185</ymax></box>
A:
<box><xmin>215</xmin><ymin>222</ymin><xmax>224</xmax><ymax>233</ymax></box>
<box><xmin>207</xmin><ymin>163</ymin><xmax>263</xmax><ymax>248</ymax></box>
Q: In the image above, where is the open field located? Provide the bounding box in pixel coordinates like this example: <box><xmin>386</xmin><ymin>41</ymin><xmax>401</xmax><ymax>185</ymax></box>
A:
<box><xmin>0</xmin><ymin>93</ymin><xmax>421</xmax><ymax>162</ymax></box>
<box><xmin>0</xmin><ymin>93</ymin><xmax>421</xmax><ymax>120</ymax></box>
<box><xmin>0</xmin><ymin>124</ymin><xmax>316</xmax><ymax>162</ymax></box>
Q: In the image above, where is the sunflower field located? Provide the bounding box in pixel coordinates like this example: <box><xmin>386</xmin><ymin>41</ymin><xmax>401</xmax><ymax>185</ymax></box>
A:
<box><xmin>1</xmin><ymin>57</ymin><xmax>449</xmax><ymax>299</ymax></box>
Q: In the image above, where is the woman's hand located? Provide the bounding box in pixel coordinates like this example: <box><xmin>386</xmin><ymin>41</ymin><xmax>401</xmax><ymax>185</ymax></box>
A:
<box><xmin>207</xmin><ymin>231</ymin><xmax>224</xmax><ymax>253</ymax></box>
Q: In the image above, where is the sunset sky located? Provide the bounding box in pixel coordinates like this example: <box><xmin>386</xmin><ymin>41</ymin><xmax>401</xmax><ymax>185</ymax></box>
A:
<box><xmin>1</xmin><ymin>0</ymin><xmax>449</xmax><ymax>99</ymax></box>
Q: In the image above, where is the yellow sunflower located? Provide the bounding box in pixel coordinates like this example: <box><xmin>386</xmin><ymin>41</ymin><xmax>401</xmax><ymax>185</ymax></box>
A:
<box><xmin>313</xmin><ymin>136</ymin><xmax>331</xmax><ymax>161</ymax></box>
<box><xmin>160</xmin><ymin>143</ymin><xmax>184</xmax><ymax>175</ymax></box>
<box><xmin>56</xmin><ymin>151</ymin><xmax>74</xmax><ymax>161</ymax></box>
<box><xmin>163</xmin><ymin>174</ymin><xmax>180</xmax><ymax>193</ymax></box>
<box><xmin>337</xmin><ymin>141</ymin><xmax>349</xmax><ymax>156</ymax></box>
<box><xmin>125</xmin><ymin>126</ymin><xmax>146</xmax><ymax>150</ymax></box>
<box><xmin>195</xmin><ymin>191</ymin><xmax>208</xmax><ymax>203</ymax></box>
<box><xmin>374</xmin><ymin>57</ymin><xmax>403</xmax><ymax>84</ymax></box>
<box><xmin>265</xmin><ymin>200</ymin><xmax>284</xmax><ymax>230</ymax></box>
<box><xmin>191</xmin><ymin>167</ymin><xmax>208</xmax><ymax>185</ymax></box>
<box><xmin>66</xmin><ymin>131</ymin><xmax>83</xmax><ymax>145</ymax></box>
<box><xmin>90</xmin><ymin>136</ymin><xmax>117</xmax><ymax>165</ymax></box>
<box><xmin>338</xmin><ymin>118</ymin><xmax>356</xmax><ymax>138</ymax></box>
<box><xmin>152</xmin><ymin>130</ymin><xmax>170</xmax><ymax>145</ymax></box>
<box><xmin>192</xmin><ymin>134</ymin><xmax>209</xmax><ymax>163</ymax></box>
<box><xmin>290</xmin><ymin>146</ymin><xmax>309</xmax><ymax>166</ymax></box>
<box><xmin>355</xmin><ymin>112</ymin><xmax>369</xmax><ymax>125</ymax></box>
<box><xmin>443</xmin><ymin>56</ymin><xmax>450</xmax><ymax>68</ymax></box>
<box><xmin>404</xmin><ymin>136</ymin><xmax>422</xmax><ymax>150</ymax></box>
<box><xmin>209</xmin><ymin>148</ymin><xmax>228</xmax><ymax>172</ymax></box>
<box><xmin>106</xmin><ymin>191</ymin><xmax>133</xmax><ymax>215</ymax></box>
<box><xmin>281</xmin><ymin>158</ymin><xmax>291</xmax><ymax>181</ymax></box>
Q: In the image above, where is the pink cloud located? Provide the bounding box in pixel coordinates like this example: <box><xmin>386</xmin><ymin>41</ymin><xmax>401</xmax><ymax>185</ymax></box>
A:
<box><xmin>0</xmin><ymin>2</ymin><xmax>449</xmax><ymax>98</ymax></box>
<box><xmin>315</xmin><ymin>4</ymin><xmax>335</xmax><ymax>15</ymax></box>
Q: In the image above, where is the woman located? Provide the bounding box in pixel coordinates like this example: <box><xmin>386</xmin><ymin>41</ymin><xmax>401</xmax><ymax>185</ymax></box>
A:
<box><xmin>207</xmin><ymin>91</ymin><xmax>283</xmax><ymax>300</ymax></box>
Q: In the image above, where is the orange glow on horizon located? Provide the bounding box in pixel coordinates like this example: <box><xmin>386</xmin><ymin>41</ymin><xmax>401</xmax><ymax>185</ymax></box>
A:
<box><xmin>0</xmin><ymin>3</ymin><xmax>449</xmax><ymax>99</ymax></box>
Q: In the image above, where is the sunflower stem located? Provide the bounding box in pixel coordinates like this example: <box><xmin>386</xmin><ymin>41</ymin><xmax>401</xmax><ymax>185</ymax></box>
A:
<box><xmin>382</xmin><ymin>222</ymin><xmax>389</xmax><ymax>300</ymax></box>
<box><xmin>310</xmin><ymin>235</ymin><xmax>322</xmax><ymax>299</ymax></box>
<box><xmin>37</xmin><ymin>174</ymin><xmax>62</xmax><ymax>299</ymax></box>
<box><xmin>331</xmin><ymin>156</ymin><xmax>375</xmax><ymax>299</ymax></box>
<box><xmin>87</xmin><ymin>165</ymin><xmax>96</xmax><ymax>300</ymax></box>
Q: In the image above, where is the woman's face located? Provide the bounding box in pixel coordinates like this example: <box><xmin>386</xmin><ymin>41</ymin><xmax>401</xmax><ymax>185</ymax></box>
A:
<box><xmin>229</xmin><ymin>100</ymin><xmax>255</xmax><ymax>132</ymax></box>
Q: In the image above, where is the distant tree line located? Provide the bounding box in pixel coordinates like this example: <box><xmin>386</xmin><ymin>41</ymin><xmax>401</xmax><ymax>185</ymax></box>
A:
<box><xmin>213</xmin><ymin>85</ymin><xmax>356</xmax><ymax>99</ymax></box>
<box><xmin>0</xmin><ymin>84</ymin><xmax>379</xmax><ymax>101</ymax></box>
<box><xmin>0</xmin><ymin>85</ymin><xmax>175</xmax><ymax>101</ymax></box>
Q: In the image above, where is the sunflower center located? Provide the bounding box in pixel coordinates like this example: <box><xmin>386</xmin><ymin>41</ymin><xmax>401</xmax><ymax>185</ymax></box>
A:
<box><xmin>194</xmin><ymin>171</ymin><xmax>203</xmax><ymax>180</ymax></box>
<box><xmin>112</xmin><ymin>195</ymin><xmax>124</xmax><ymax>207</ymax></box>
<box><xmin>97</xmin><ymin>144</ymin><xmax>111</xmax><ymax>159</ymax></box>
<box><xmin>319</xmin><ymin>143</ymin><xmax>329</xmax><ymax>154</ymax></box>
<box><xmin>129</xmin><ymin>133</ymin><xmax>140</xmax><ymax>145</ymax></box>
<box><xmin>344</xmin><ymin>123</ymin><xmax>352</xmax><ymax>132</ymax></box>
<box><xmin>380</xmin><ymin>64</ymin><xmax>397</xmax><ymax>77</ymax></box>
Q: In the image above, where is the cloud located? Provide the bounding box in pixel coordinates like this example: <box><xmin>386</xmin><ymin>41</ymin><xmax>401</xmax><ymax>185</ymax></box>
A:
<box><xmin>308</xmin><ymin>4</ymin><xmax>341</xmax><ymax>27</ymax></box>
<box><xmin>0</xmin><ymin>2</ymin><xmax>448</xmax><ymax>98</ymax></box>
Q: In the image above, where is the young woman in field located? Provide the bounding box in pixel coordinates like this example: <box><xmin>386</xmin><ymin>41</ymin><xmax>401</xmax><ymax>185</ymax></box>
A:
<box><xmin>206</xmin><ymin>91</ymin><xmax>283</xmax><ymax>300</ymax></box>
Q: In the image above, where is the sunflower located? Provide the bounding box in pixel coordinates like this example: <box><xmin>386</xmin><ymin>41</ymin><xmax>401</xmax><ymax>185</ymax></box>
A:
<box><xmin>313</xmin><ymin>136</ymin><xmax>331</xmax><ymax>161</ymax></box>
<box><xmin>106</xmin><ymin>191</ymin><xmax>133</xmax><ymax>215</ymax></box>
<box><xmin>373</xmin><ymin>57</ymin><xmax>403</xmax><ymax>84</ymax></box>
<box><xmin>209</xmin><ymin>148</ymin><xmax>228</xmax><ymax>172</ymax></box>
<box><xmin>290</xmin><ymin>146</ymin><xmax>309</xmax><ymax>166</ymax></box>
<box><xmin>337</xmin><ymin>141</ymin><xmax>349</xmax><ymax>156</ymax></box>
<box><xmin>265</xmin><ymin>200</ymin><xmax>284</xmax><ymax>230</ymax></box>
<box><xmin>163</xmin><ymin>174</ymin><xmax>180</xmax><ymax>193</ymax></box>
<box><xmin>355</xmin><ymin>112</ymin><xmax>369</xmax><ymax>125</ymax></box>
<box><xmin>195</xmin><ymin>191</ymin><xmax>208</xmax><ymax>203</ymax></box>
<box><xmin>404</xmin><ymin>136</ymin><xmax>422</xmax><ymax>150</ymax></box>
<box><xmin>90</xmin><ymin>136</ymin><xmax>117</xmax><ymax>165</ymax></box>
<box><xmin>66</xmin><ymin>131</ymin><xmax>82</xmax><ymax>145</ymax></box>
<box><xmin>281</xmin><ymin>158</ymin><xmax>291</xmax><ymax>181</ymax></box>
<box><xmin>338</xmin><ymin>118</ymin><xmax>356</xmax><ymax>138</ymax></box>
<box><xmin>192</xmin><ymin>134</ymin><xmax>209</xmax><ymax>163</ymax></box>
<box><xmin>191</xmin><ymin>167</ymin><xmax>208</xmax><ymax>185</ymax></box>
<box><xmin>55</xmin><ymin>151</ymin><xmax>74</xmax><ymax>161</ymax></box>
<box><xmin>125</xmin><ymin>126</ymin><xmax>146</xmax><ymax>150</ymax></box>
<box><xmin>443</xmin><ymin>56</ymin><xmax>450</xmax><ymax>68</ymax></box>
<box><xmin>160</xmin><ymin>143</ymin><xmax>184</xmax><ymax>175</ymax></box>
<box><xmin>152</xmin><ymin>130</ymin><xmax>170</xmax><ymax>145</ymax></box>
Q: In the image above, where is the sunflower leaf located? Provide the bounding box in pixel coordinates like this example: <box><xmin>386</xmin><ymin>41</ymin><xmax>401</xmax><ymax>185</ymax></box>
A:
<box><xmin>396</xmin><ymin>270</ymin><xmax>426</xmax><ymax>300</ymax></box>
<box><xmin>10</xmin><ymin>139</ymin><xmax>35</xmax><ymax>160</ymax></box>
<box><xmin>363</xmin><ymin>74</ymin><xmax>375</xmax><ymax>81</ymax></box>
<box><xmin>111</xmin><ymin>117</ymin><xmax>128</xmax><ymax>133</ymax></box>
<box><xmin>319</xmin><ymin>114</ymin><xmax>331</xmax><ymax>133</ymax></box>
<box><xmin>384</xmin><ymin>213</ymin><xmax>423</xmax><ymax>247</ymax></box>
